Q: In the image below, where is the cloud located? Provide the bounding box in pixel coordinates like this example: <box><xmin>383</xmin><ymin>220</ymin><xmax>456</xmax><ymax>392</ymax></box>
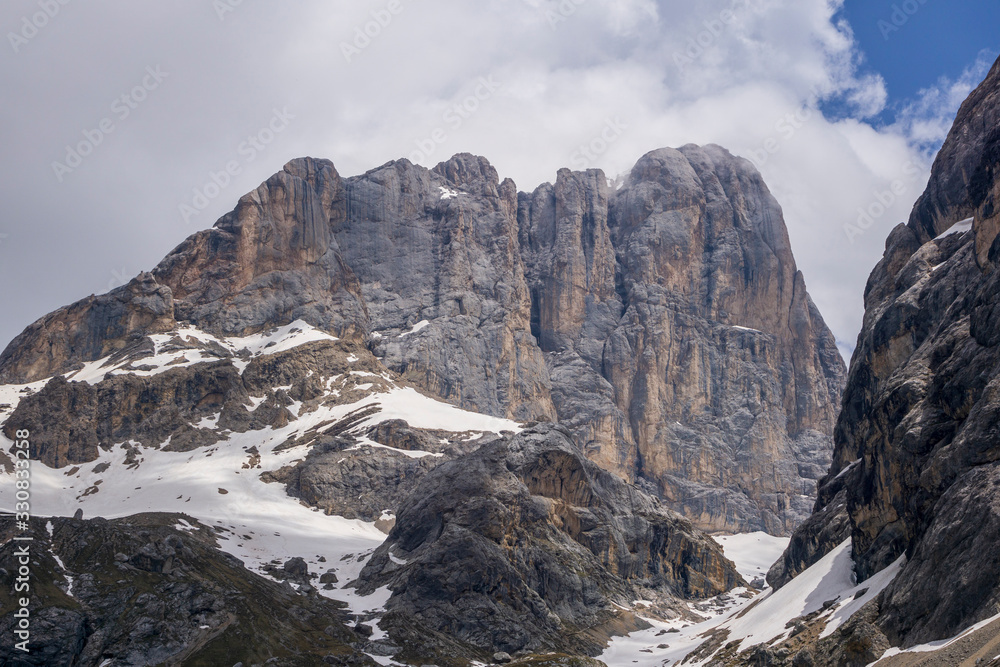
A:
<box><xmin>0</xmin><ymin>0</ymin><xmax>983</xmax><ymax>362</ymax></box>
<box><xmin>888</xmin><ymin>48</ymin><xmax>998</xmax><ymax>153</ymax></box>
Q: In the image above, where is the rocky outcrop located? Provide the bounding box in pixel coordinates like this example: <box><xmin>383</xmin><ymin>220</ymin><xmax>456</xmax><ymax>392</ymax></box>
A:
<box><xmin>265</xmin><ymin>422</ymin><xmax>493</xmax><ymax>523</ymax></box>
<box><xmin>0</xmin><ymin>513</ymin><xmax>377</xmax><ymax>666</ymax></box>
<box><xmin>908</xmin><ymin>56</ymin><xmax>1000</xmax><ymax>258</ymax></box>
<box><xmin>356</xmin><ymin>423</ymin><xmax>744</xmax><ymax>661</ymax></box>
<box><xmin>526</xmin><ymin>146</ymin><xmax>845</xmax><ymax>534</ymax></box>
<box><xmin>771</xmin><ymin>54</ymin><xmax>1000</xmax><ymax>650</ymax></box>
<box><xmin>0</xmin><ymin>272</ymin><xmax>175</xmax><ymax>385</ymax></box>
<box><xmin>2</xmin><ymin>334</ymin><xmax>382</xmax><ymax>468</ymax></box>
<box><xmin>0</xmin><ymin>145</ymin><xmax>844</xmax><ymax>534</ymax></box>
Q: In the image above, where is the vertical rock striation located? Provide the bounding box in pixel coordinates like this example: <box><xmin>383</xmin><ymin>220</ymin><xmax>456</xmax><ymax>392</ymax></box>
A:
<box><xmin>771</xmin><ymin>54</ymin><xmax>1000</xmax><ymax>649</ymax></box>
<box><xmin>521</xmin><ymin>146</ymin><xmax>845</xmax><ymax>534</ymax></box>
<box><xmin>333</xmin><ymin>154</ymin><xmax>554</xmax><ymax>421</ymax></box>
<box><xmin>0</xmin><ymin>146</ymin><xmax>845</xmax><ymax>535</ymax></box>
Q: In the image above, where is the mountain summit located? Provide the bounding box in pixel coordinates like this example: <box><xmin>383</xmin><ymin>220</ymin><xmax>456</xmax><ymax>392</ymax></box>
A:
<box><xmin>0</xmin><ymin>144</ymin><xmax>844</xmax><ymax>536</ymax></box>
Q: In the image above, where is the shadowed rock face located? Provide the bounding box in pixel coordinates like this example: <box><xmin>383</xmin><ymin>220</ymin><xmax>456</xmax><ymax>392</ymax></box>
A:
<box><xmin>356</xmin><ymin>423</ymin><xmax>744</xmax><ymax>660</ymax></box>
<box><xmin>770</xmin><ymin>54</ymin><xmax>1000</xmax><ymax>650</ymax></box>
<box><xmin>0</xmin><ymin>145</ymin><xmax>845</xmax><ymax>534</ymax></box>
<box><xmin>0</xmin><ymin>514</ymin><xmax>376</xmax><ymax>667</ymax></box>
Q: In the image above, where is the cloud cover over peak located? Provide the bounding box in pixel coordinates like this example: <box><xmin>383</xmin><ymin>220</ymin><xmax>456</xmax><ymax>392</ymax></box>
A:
<box><xmin>0</xmin><ymin>0</ymin><xmax>993</xmax><ymax>359</ymax></box>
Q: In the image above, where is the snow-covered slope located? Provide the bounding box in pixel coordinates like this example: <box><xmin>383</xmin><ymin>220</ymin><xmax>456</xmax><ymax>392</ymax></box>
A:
<box><xmin>0</xmin><ymin>320</ymin><xmax>526</xmax><ymax>664</ymax></box>
<box><xmin>597</xmin><ymin>537</ymin><xmax>908</xmax><ymax>666</ymax></box>
<box><xmin>0</xmin><ymin>319</ymin><xmax>901</xmax><ymax>665</ymax></box>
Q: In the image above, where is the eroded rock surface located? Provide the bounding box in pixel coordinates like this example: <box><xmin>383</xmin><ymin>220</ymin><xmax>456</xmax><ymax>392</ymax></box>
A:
<box><xmin>0</xmin><ymin>147</ymin><xmax>845</xmax><ymax>534</ymax></box>
<box><xmin>356</xmin><ymin>423</ymin><xmax>744</xmax><ymax>660</ymax></box>
<box><xmin>0</xmin><ymin>514</ymin><xmax>376</xmax><ymax>666</ymax></box>
<box><xmin>265</xmin><ymin>422</ymin><xmax>494</xmax><ymax>523</ymax></box>
<box><xmin>771</xmin><ymin>54</ymin><xmax>1000</xmax><ymax>651</ymax></box>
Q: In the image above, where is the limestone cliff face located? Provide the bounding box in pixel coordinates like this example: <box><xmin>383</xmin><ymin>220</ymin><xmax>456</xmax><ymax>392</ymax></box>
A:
<box><xmin>524</xmin><ymin>145</ymin><xmax>845</xmax><ymax>535</ymax></box>
<box><xmin>152</xmin><ymin>158</ymin><xmax>368</xmax><ymax>340</ymax></box>
<box><xmin>334</xmin><ymin>154</ymin><xmax>554</xmax><ymax>421</ymax></box>
<box><xmin>770</xmin><ymin>55</ymin><xmax>1000</xmax><ymax>650</ymax></box>
<box><xmin>0</xmin><ymin>146</ymin><xmax>845</xmax><ymax>535</ymax></box>
<box><xmin>516</xmin><ymin>146</ymin><xmax>845</xmax><ymax>534</ymax></box>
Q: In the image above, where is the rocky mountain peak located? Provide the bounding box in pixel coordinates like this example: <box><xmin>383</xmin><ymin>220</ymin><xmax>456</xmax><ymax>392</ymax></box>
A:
<box><xmin>152</xmin><ymin>155</ymin><xmax>365</xmax><ymax>340</ymax></box>
<box><xmin>765</xmin><ymin>53</ymin><xmax>1000</xmax><ymax>658</ymax></box>
<box><xmin>907</xmin><ymin>56</ymin><xmax>1000</xmax><ymax>252</ymax></box>
<box><xmin>0</xmin><ymin>143</ymin><xmax>844</xmax><ymax>535</ymax></box>
<box><xmin>432</xmin><ymin>151</ymin><xmax>501</xmax><ymax>192</ymax></box>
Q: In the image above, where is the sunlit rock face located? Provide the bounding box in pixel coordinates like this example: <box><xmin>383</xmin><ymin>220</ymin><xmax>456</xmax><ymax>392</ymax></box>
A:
<box><xmin>0</xmin><ymin>146</ymin><xmax>845</xmax><ymax>535</ymax></box>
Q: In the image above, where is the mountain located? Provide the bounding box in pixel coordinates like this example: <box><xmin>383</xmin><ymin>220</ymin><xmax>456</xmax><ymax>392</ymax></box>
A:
<box><xmin>0</xmin><ymin>142</ymin><xmax>845</xmax><ymax>664</ymax></box>
<box><xmin>0</xmin><ymin>514</ymin><xmax>380</xmax><ymax>666</ymax></box>
<box><xmin>0</xmin><ymin>145</ymin><xmax>844</xmax><ymax>536</ymax></box>
<box><xmin>730</xmin><ymin>53</ymin><xmax>1000</xmax><ymax>666</ymax></box>
<box><xmin>355</xmin><ymin>424</ymin><xmax>743</xmax><ymax>662</ymax></box>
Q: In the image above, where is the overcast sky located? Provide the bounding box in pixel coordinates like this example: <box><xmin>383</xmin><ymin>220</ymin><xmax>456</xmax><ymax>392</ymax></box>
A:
<box><xmin>1</xmin><ymin>1</ymin><xmax>998</xmax><ymax>361</ymax></box>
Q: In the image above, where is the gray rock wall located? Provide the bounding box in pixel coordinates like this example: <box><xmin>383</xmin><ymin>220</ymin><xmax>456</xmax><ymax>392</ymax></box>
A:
<box><xmin>772</xmin><ymin>54</ymin><xmax>1000</xmax><ymax>649</ymax></box>
<box><xmin>0</xmin><ymin>145</ymin><xmax>846</xmax><ymax>535</ymax></box>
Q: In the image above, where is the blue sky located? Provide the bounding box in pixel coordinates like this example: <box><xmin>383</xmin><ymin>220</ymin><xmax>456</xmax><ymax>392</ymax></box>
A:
<box><xmin>836</xmin><ymin>0</ymin><xmax>1000</xmax><ymax>129</ymax></box>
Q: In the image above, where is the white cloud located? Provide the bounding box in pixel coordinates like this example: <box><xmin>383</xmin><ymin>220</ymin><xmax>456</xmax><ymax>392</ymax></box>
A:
<box><xmin>889</xmin><ymin>49</ymin><xmax>997</xmax><ymax>153</ymax></box>
<box><xmin>0</xmin><ymin>0</ymin><xmax>987</xmax><ymax>362</ymax></box>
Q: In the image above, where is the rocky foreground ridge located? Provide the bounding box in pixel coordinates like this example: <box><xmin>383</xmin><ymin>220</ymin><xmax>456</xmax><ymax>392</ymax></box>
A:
<box><xmin>744</xmin><ymin>53</ymin><xmax>1000</xmax><ymax>667</ymax></box>
<box><xmin>0</xmin><ymin>514</ymin><xmax>380</xmax><ymax>667</ymax></box>
<box><xmin>0</xmin><ymin>143</ymin><xmax>845</xmax><ymax>535</ymax></box>
<box><xmin>355</xmin><ymin>424</ymin><xmax>744</xmax><ymax>662</ymax></box>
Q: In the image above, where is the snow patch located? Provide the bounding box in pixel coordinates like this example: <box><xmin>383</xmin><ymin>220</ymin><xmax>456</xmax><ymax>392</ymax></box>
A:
<box><xmin>49</xmin><ymin>549</ymin><xmax>74</xmax><ymax>597</ymax></box>
<box><xmin>361</xmin><ymin>386</ymin><xmax>520</xmax><ymax>434</ymax></box>
<box><xmin>934</xmin><ymin>216</ymin><xmax>974</xmax><ymax>239</ymax></box>
<box><xmin>0</xmin><ymin>408</ymin><xmax>390</xmax><ymax>620</ymax></box>
<box><xmin>600</xmin><ymin>537</ymin><xmax>904</xmax><ymax>666</ymax></box>
<box><xmin>720</xmin><ymin>540</ymin><xmax>857</xmax><ymax>651</ymax></box>
<box><xmin>398</xmin><ymin>320</ymin><xmax>429</xmax><ymax>338</ymax></box>
<box><xmin>195</xmin><ymin>413</ymin><xmax>221</xmax><ymax>429</ymax></box>
<box><xmin>834</xmin><ymin>458</ymin><xmax>861</xmax><ymax>480</ymax></box>
<box><xmin>0</xmin><ymin>379</ymin><xmax>48</xmax><ymax>421</ymax></box>
<box><xmin>821</xmin><ymin>553</ymin><xmax>904</xmax><ymax>638</ymax></box>
<box><xmin>174</xmin><ymin>518</ymin><xmax>197</xmax><ymax>533</ymax></box>
<box><xmin>61</xmin><ymin>320</ymin><xmax>339</xmax><ymax>385</ymax></box>
<box><xmin>714</xmin><ymin>532</ymin><xmax>789</xmax><ymax>584</ymax></box>
<box><xmin>246</xmin><ymin>396</ymin><xmax>267</xmax><ymax>412</ymax></box>
<box><xmin>346</xmin><ymin>435</ymin><xmax>443</xmax><ymax>460</ymax></box>
<box><xmin>870</xmin><ymin>611</ymin><xmax>1000</xmax><ymax>664</ymax></box>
